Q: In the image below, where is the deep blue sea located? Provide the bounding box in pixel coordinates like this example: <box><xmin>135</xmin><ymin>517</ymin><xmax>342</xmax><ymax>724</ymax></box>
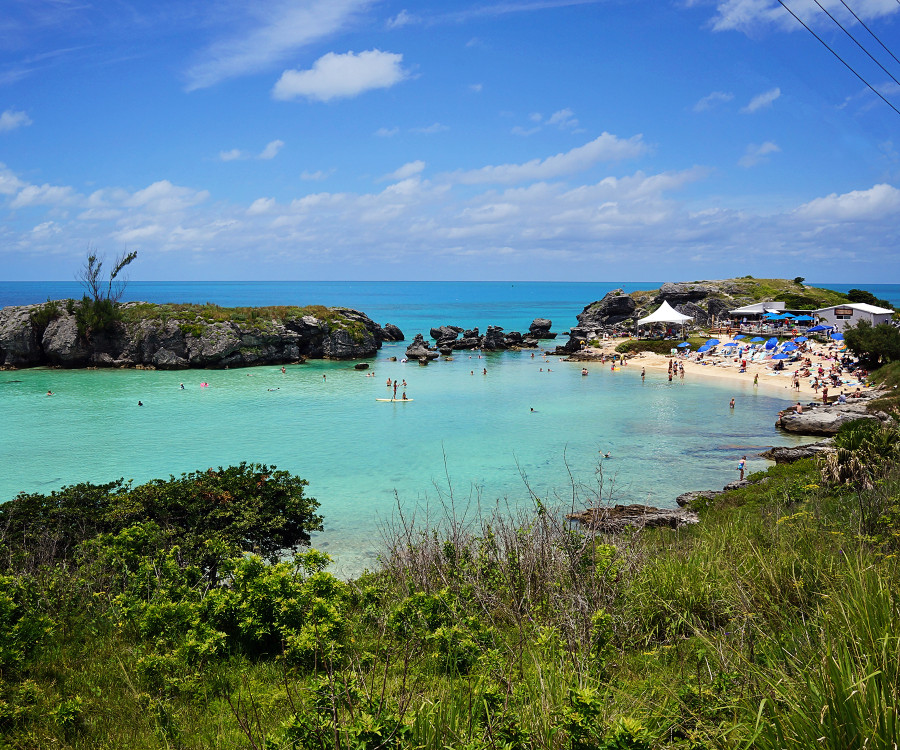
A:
<box><xmin>2</xmin><ymin>281</ymin><xmax>897</xmax><ymax>576</ymax></box>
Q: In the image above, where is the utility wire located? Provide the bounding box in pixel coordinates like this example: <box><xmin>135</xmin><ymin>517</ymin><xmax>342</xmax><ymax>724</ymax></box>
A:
<box><xmin>776</xmin><ymin>0</ymin><xmax>900</xmax><ymax>118</ymax></box>
<box><xmin>810</xmin><ymin>0</ymin><xmax>900</xmax><ymax>89</ymax></box>
<box><xmin>837</xmin><ymin>0</ymin><xmax>900</xmax><ymax>69</ymax></box>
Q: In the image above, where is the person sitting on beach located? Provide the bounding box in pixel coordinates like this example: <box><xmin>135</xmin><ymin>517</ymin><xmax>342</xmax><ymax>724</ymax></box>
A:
<box><xmin>794</xmin><ymin>402</ymin><xmax>803</xmax><ymax>414</ymax></box>
<box><xmin>837</xmin><ymin>392</ymin><xmax>847</xmax><ymax>404</ymax></box>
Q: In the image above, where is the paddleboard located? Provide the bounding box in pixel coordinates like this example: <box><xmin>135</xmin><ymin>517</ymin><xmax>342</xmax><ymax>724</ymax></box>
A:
<box><xmin>376</xmin><ymin>398</ymin><xmax>414</xmax><ymax>402</ymax></box>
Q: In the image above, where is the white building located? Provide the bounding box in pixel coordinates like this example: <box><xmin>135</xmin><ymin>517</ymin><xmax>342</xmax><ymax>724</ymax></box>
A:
<box><xmin>729</xmin><ymin>302</ymin><xmax>785</xmax><ymax>319</ymax></box>
<box><xmin>814</xmin><ymin>303</ymin><xmax>894</xmax><ymax>332</ymax></box>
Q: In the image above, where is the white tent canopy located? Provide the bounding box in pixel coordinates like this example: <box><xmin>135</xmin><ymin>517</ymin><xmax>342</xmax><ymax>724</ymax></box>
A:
<box><xmin>637</xmin><ymin>300</ymin><xmax>693</xmax><ymax>326</ymax></box>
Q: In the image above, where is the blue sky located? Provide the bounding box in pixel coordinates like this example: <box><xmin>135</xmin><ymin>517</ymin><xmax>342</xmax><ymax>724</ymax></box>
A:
<box><xmin>1</xmin><ymin>0</ymin><xmax>899</xmax><ymax>282</ymax></box>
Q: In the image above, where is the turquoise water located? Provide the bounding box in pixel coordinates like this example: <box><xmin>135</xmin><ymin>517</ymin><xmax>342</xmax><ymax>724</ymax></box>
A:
<box><xmin>4</xmin><ymin>280</ymin><xmax>883</xmax><ymax>575</ymax></box>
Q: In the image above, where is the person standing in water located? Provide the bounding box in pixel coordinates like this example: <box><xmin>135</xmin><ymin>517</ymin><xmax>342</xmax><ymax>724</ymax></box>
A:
<box><xmin>738</xmin><ymin>456</ymin><xmax>746</xmax><ymax>481</ymax></box>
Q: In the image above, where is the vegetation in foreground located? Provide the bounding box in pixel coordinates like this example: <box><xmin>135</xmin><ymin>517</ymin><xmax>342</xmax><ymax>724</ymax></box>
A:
<box><xmin>1</xmin><ymin>426</ymin><xmax>899</xmax><ymax>748</ymax></box>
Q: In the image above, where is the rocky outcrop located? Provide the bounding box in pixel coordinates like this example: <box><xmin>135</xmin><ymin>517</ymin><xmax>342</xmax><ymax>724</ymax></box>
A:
<box><xmin>528</xmin><ymin>319</ymin><xmax>556</xmax><ymax>339</ymax></box>
<box><xmin>758</xmin><ymin>439</ymin><xmax>834</xmax><ymax>464</ymax></box>
<box><xmin>567</xmin><ymin>504</ymin><xmax>698</xmax><ymax>532</ymax></box>
<box><xmin>382</xmin><ymin>323</ymin><xmax>404</xmax><ymax>342</ymax></box>
<box><xmin>481</xmin><ymin>326</ymin><xmax>507</xmax><ymax>351</ymax></box>
<box><xmin>405</xmin><ymin>333</ymin><xmax>440</xmax><ymax>361</ymax></box>
<box><xmin>776</xmin><ymin>400</ymin><xmax>880</xmax><ymax>436</ymax></box>
<box><xmin>0</xmin><ymin>301</ymin><xmax>399</xmax><ymax>369</ymax></box>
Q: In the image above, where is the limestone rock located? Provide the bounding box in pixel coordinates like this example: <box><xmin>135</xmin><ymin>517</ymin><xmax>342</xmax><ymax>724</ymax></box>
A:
<box><xmin>567</xmin><ymin>504</ymin><xmax>698</xmax><ymax>532</ymax></box>
<box><xmin>405</xmin><ymin>333</ymin><xmax>439</xmax><ymax>360</ymax></box>
<box><xmin>528</xmin><ymin>319</ymin><xmax>556</xmax><ymax>339</ymax></box>
<box><xmin>382</xmin><ymin>323</ymin><xmax>404</xmax><ymax>342</ymax></box>
<box><xmin>578</xmin><ymin>290</ymin><xmax>636</xmax><ymax>327</ymax></box>
<box><xmin>758</xmin><ymin>439</ymin><xmax>834</xmax><ymax>464</ymax></box>
<box><xmin>777</xmin><ymin>402</ymin><xmax>878</xmax><ymax>436</ymax></box>
<box><xmin>481</xmin><ymin>326</ymin><xmax>507</xmax><ymax>351</ymax></box>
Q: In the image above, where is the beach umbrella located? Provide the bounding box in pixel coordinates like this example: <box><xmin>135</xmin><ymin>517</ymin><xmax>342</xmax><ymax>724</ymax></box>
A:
<box><xmin>807</xmin><ymin>325</ymin><xmax>830</xmax><ymax>332</ymax></box>
<box><xmin>677</xmin><ymin>342</ymin><xmax>691</xmax><ymax>348</ymax></box>
<box><xmin>782</xmin><ymin>313</ymin><xmax>796</xmax><ymax>319</ymax></box>
<box><xmin>772</xmin><ymin>353</ymin><xmax>790</xmax><ymax>359</ymax></box>
<box><xmin>733</xmin><ymin>334</ymin><xmax>745</xmax><ymax>339</ymax></box>
<box><xmin>795</xmin><ymin>336</ymin><xmax>808</xmax><ymax>342</ymax></box>
<box><xmin>705</xmin><ymin>338</ymin><xmax>720</xmax><ymax>346</ymax></box>
<box><xmin>831</xmin><ymin>332</ymin><xmax>844</xmax><ymax>341</ymax></box>
<box><xmin>781</xmin><ymin>344</ymin><xmax>798</xmax><ymax>351</ymax></box>
<box><xmin>765</xmin><ymin>337</ymin><xmax>778</xmax><ymax>349</ymax></box>
<box><xmin>750</xmin><ymin>337</ymin><xmax>764</xmax><ymax>343</ymax></box>
<box><xmin>795</xmin><ymin>316</ymin><xmax>813</xmax><ymax>322</ymax></box>
<box><xmin>697</xmin><ymin>345</ymin><xmax>711</xmax><ymax>353</ymax></box>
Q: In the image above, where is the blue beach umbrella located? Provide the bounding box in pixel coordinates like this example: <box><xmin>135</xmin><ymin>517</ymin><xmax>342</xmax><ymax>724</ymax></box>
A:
<box><xmin>807</xmin><ymin>325</ymin><xmax>830</xmax><ymax>333</ymax></box>
<box><xmin>795</xmin><ymin>336</ymin><xmax>808</xmax><ymax>342</ymax></box>
<box><xmin>765</xmin><ymin>337</ymin><xmax>778</xmax><ymax>349</ymax></box>
<box><xmin>781</xmin><ymin>344</ymin><xmax>798</xmax><ymax>351</ymax></box>
<box><xmin>772</xmin><ymin>353</ymin><xmax>790</xmax><ymax>359</ymax></box>
<box><xmin>677</xmin><ymin>342</ymin><xmax>691</xmax><ymax>348</ymax></box>
<box><xmin>723</xmin><ymin>341</ymin><xmax>740</xmax><ymax>347</ymax></box>
<box><xmin>795</xmin><ymin>316</ymin><xmax>813</xmax><ymax>322</ymax></box>
<box><xmin>697</xmin><ymin>345</ymin><xmax>711</xmax><ymax>353</ymax></box>
<box><xmin>706</xmin><ymin>338</ymin><xmax>720</xmax><ymax>346</ymax></box>
<box><xmin>733</xmin><ymin>334</ymin><xmax>745</xmax><ymax>339</ymax></box>
<box><xmin>831</xmin><ymin>332</ymin><xmax>844</xmax><ymax>341</ymax></box>
<box><xmin>750</xmin><ymin>336</ymin><xmax>765</xmax><ymax>343</ymax></box>
<box><xmin>782</xmin><ymin>313</ymin><xmax>796</xmax><ymax>319</ymax></box>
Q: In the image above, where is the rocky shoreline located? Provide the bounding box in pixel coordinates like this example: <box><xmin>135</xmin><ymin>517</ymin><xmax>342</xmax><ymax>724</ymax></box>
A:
<box><xmin>0</xmin><ymin>300</ymin><xmax>404</xmax><ymax>370</ymax></box>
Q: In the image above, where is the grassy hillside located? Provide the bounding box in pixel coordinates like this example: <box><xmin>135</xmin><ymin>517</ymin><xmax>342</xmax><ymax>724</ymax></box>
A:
<box><xmin>1</xmin><ymin>416</ymin><xmax>899</xmax><ymax>748</ymax></box>
<box><xmin>629</xmin><ymin>277</ymin><xmax>850</xmax><ymax>311</ymax></box>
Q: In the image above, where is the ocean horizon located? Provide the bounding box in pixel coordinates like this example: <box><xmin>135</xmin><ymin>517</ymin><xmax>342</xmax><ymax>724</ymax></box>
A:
<box><xmin>2</xmin><ymin>280</ymin><xmax>895</xmax><ymax>576</ymax></box>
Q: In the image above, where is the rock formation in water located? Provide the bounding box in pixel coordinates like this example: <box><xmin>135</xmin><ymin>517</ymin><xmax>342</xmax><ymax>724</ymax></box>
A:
<box><xmin>0</xmin><ymin>300</ymin><xmax>403</xmax><ymax>369</ymax></box>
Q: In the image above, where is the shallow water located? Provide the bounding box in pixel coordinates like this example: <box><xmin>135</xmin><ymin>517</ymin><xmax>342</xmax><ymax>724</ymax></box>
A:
<box><xmin>2</xmin><ymin>347</ymin><xmax>808</xmax><ymax>576</ymax></box>
<box><xmin>5</xmin><ymin>278</ymin><xmax>868</xmax><ymax>576</ymax></box>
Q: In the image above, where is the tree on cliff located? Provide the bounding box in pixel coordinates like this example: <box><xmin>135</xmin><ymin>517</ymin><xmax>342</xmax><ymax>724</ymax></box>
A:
<box><xmin>78</xmin><ymin>249</ymin><xmax>138</xmax><ymax>304</ymax></box>
<box><xmin>75</xmin><ymin>249</ymin><xmax>137</xmax><ymax>337</ymax></box>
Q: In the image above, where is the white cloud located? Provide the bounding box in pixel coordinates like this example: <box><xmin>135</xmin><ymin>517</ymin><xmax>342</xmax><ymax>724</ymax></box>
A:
<box><xmin>512</xmin><ymin>125</ymin><xmax>541</xmax><ymax>136</ymax></box>
<box><xmin>375</xmin><ymin>126</ymin><xmax>399</xmax><ymax>137</ymax></box>
<box><xmin>445</xmin><ymin>133</ymin><xmax>648</xmax><ymax>185</ymax></box>
<box><xmin>707</xmin><ymin>0</ymin><xmax>900</xmax><ymax>35</ymax></box>
<box><xmin>184</xmin><ymin>0</ymin><xmax>373</xmax><ymax>91</ymax></box>
<box><xmin>411</xmin><ymin>123</ymin><xmax>449</xmax><ymax>134</ymax></box>
<box><xmin>742</xmin><ymin>87</ymin><xmax>780</xmax><ymax>113</ymax></box>
<box><xmin>794</xmin><ymin>183</ymin><xmax>900</xmax><ymax>221</ymax></box>
<box><xmin>693</xmin><ymin>91</ymin><xmax>733</xmax><ymax>112</ymax></box>
<box><xmin>11</xmin><ymin>183</ymin><xmax>75</xmax><ymax>209</ymax></box>
<box><xmin>125</xmin><ymin>180</ymin><xmax>209</xmax><ymax>212</ymax></box>
<box><xmin>301</xmin><ymin>169</ymin><xmax>334</xmax><ymax>181</ymax></box>
<box><xmin>739</xmin><ymin>141</ymin><xmax>780</xmax><ymax>167</ymax></box>
<box><xmin>0</xmin><ymin>109</ymin><xmax>32</xmax><ymax>133</ymax></box>
<box><xmin>219</xmin><ymin>149</ymin><xmax>246</xmax><ymax>162</ymax></box>
<box><xmin>248</xmin><ymin>197</ymin><xmax>276</xmax><ymax>215</ymax></box>
<box><xmin>469</xmin><ymin>83</ymin><xmax>483</xmax><ymax>92</ymax></box>
<box><xmin>273</xmin><ymin>49</ymin><xmax>408</xmax><ymax>102</ymax></box>
<box><xmin>259</xmin><ymin>139</ymin><xmax>284</xmax><ymax>159</ymax></box>
<box><xmin>386</xmin><ymin>9</ymin><xmax>416</xmax><ymax>28</ymax></box>
<box><xmin>547</xmin><ymin>108</ymin><xmax>579</xmax><ymax>129</ymax></box>
<box><xmin>0</xmin><ymin>164</ymin><xmax>25</xmax><ymax>194</ymax></box>
<box><xmin>384</xmin><ymin>161</ymin><xmax>426</xmax><ymax>181</ymax></box>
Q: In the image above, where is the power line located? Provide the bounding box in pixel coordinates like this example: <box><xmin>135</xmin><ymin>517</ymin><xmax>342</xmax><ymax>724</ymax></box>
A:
<box><xmin>837</xmin><ymin>0</ymin><xmax>900</xmax><ymax>70</ymax></box>
<box><xmin>776</xmin><ymin>0</ymin><xmax>900</xmax><ymax>118</ymax></box>
<box><xmin>809</xmin><ymin>0</ymin><xmax>900</xmax><ymax>90</ymax></box>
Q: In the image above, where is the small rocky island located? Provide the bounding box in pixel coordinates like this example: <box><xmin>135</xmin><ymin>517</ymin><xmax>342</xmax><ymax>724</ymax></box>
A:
<box><xmin>0</xmin><ymin>299</ymin><xmax>404</xmax><ymax>369</ymax></box>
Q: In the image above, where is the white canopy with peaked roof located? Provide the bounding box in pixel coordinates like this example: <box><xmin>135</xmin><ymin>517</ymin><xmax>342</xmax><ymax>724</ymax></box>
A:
<box><xmin>637</xmin><ymin>300</ymin><xmax>693</xmax><ymax>326</ymax></box>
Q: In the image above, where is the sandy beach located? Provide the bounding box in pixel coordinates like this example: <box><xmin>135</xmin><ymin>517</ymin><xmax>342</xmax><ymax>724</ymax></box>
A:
<box><xmin>578</xmin><ymin>337</ymin><xmax>869</xmax><ymax>402</ymax></box>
